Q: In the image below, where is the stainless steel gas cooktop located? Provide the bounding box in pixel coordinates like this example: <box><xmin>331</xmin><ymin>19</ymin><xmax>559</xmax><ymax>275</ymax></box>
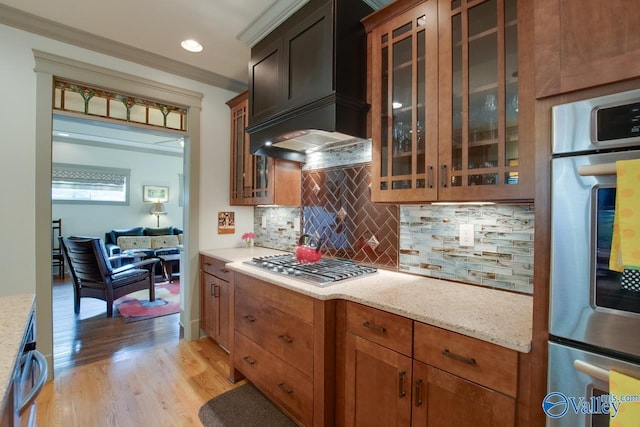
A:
<box><xmin>243</xmin><ymin>254</ymin><xmax>377</xmax><ymax>286</ymax></box>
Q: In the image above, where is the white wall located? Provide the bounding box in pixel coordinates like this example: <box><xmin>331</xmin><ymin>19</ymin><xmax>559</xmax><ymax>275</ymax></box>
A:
<box><xmin>0</xmin><ymin>22</ymin><xmax>254</xmax><ymax>298</ymax></box>
<box><xmin>52</xmin><ymin>141</ymin><xmax>184</xmax><ymax>238</ymax></box>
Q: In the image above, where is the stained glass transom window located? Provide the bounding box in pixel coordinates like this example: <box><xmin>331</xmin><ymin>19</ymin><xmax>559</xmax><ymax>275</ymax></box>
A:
<box><xmin>53</xmin><ymin>79</ymin><xmax>187</xmax><ymax>131</ymax></box>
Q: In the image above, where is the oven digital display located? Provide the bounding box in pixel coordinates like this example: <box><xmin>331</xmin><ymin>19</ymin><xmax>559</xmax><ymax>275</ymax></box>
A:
<box><xmin>596</xmin><ymin>101</ymin><xmax>640</xmax><ymax>141</ymax></box>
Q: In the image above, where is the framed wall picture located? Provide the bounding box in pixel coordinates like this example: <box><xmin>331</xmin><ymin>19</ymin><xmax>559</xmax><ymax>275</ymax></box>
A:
<box><xmin>143</xmin><ymin>185</ymin><xmax>169</xmax><ymax>202</ymax></box>
<box><xmin>218</xmin><ymin>211</ymin><xmax>235</xmax><ymax>234</ymax></box>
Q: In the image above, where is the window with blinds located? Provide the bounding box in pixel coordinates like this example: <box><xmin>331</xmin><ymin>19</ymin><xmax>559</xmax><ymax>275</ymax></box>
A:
<box><xmin>52</xmin><ymin>163</ymin><xmax>130</xmax><ymax>204</ymax></box>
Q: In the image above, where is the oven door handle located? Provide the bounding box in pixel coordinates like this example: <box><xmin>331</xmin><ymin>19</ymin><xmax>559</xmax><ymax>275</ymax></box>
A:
<box><xmin>17</xmin><ymin>350</ymin><xmax>48</xmax><ymax>415</ymax></box>
<box><xmin>574</xmin><ymin>359</ymin><xmax>609</xmax><ymax>382</ymax></box>
<box><xmin>577</xmin><ymin>163</ymin><xmax>617</xmax><ymax>176</ymax></box>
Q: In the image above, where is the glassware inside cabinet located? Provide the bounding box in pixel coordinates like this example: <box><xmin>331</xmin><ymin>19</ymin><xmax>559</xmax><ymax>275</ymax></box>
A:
<box><xmin>448</xmin><ymin>0</ymin><xmax>519</xmax><ymax>188</ymax></box>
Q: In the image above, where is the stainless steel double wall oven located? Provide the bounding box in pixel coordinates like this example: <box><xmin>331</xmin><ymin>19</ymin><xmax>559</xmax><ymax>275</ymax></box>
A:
<box><xmin>548</xmin><ymin>89</ymin><xmax>640</xmax><ymax>425</ymax></box>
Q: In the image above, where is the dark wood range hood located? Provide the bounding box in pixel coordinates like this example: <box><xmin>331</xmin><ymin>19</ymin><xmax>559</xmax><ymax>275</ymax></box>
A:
<box><xmin>246</xmin><ymin>0</ymin><xmax>373</xmax><ymax>163</ymax></box>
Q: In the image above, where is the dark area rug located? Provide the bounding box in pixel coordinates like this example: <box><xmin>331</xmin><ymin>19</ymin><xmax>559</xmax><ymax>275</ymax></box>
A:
<box><xmin>198</xmin><ymin>383</ymin><xmax>297</xmax><ymax>427</ymax></box>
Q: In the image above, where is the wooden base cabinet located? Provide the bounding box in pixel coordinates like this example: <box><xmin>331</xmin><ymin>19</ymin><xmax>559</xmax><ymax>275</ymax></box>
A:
<box><xmin>412</xmin><ymin>361</ymin><xmax>515</xmax><ymax>427</ymax></box>
<box><xmin>200</xmin><ymin>255</ymin><xmax>231</xmax><ymax>350</ymax></box>
<box><xmin>232</xmin><ymin>272</ymin><xmax>335</xmax><ymax>426</ymax></box>
<box><xmin>344</xmin><ymin>333</ymin><xmax>412</xmax><ymax>426</ymax></box>
<box><xmin>341</xmin><ymin>302</ymin><xmax>519</xmax><ymax>427</ymax></box>
<box><xmin>342</xmin><ymin>302</ymin><xmax>414</xmax><ymax>426</ymax></box>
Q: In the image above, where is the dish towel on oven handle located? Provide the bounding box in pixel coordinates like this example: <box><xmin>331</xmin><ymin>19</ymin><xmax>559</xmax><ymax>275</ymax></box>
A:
<box><xmin>609</xmin><ymin>159</ymin><xmax>640</xmax><ymax>291</ymax></box>
<box><xmin>609</xmin><ymin>370</ymin><xmax>640</xmax><ymax>426</ymax></box>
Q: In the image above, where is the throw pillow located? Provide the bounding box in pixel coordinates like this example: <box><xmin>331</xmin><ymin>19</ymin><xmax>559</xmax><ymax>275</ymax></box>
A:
<box><xmin>110</xmin><ymin>227</ymin><xmax>144</xmax><ymax>244</ymax></box>
<box><xmin>150</xmin><ymin>235</ymin><xmax>179</xmax><ymax>249</ymax></box>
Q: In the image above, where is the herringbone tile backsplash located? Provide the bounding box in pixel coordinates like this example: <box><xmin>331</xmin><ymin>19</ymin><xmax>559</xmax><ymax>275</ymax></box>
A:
<box><xmin>302</xmin><ymin>164</ymin><xmax>399</xmax><ymax>269</ymax></box>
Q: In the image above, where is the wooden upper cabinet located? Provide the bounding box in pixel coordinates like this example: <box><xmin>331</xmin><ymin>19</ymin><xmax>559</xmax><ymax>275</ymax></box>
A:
<box><xmin>365</xmin><ymin>0</ymin><xmax>440</xmax><ymax>203</ymax></box>
<box><xmin>226</xmin><ymin>91</ymin><xmax>301</xmax><ymax>206</ymax></box>
<box><xmin>364</xmin><ymin>0</ymin><xmax>534</xmax><ymax>202</ymax></box>
<box><xmin>438</xmin><ymin>0</ymin><xmax>534</xmax><ymax>201</ymax></box>
<box><xmin>535</xmin><ymin>0</ymin><xmax>640</xmax><ymax>98</ymax></box>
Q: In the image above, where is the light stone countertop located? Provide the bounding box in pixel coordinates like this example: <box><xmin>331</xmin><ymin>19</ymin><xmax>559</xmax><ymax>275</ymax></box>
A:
<box><xmin>0</xmin><ymin>294</ymin><xmax>35</xmax><ymax>411</ymax></box>
<box><xmin>200</xmin><ymin>247</ymin><xmax>532</xmax><ymax>353</ymax></box>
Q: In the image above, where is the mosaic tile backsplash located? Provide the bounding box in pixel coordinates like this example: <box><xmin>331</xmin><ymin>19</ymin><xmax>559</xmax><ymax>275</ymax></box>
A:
<box><xmin>253</xmin><ymin>140</ymin><xmax>535</xmax><ymax>294</ymax></box>
<box><xmin>400</xmin><ymin>205</ymin><xmax>534</xmax><ymax>293</ymax></box>
<box><xmin>254</xmin><ymin>206</ymin><xmax>301</xmax><ymax>252</ymax></box>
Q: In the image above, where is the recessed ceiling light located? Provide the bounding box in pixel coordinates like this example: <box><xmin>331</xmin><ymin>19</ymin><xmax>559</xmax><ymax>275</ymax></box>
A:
<box><xmin>181</xmin><ymin>39</ymin><xmax>203</xmax><ymax>53</ymax></box>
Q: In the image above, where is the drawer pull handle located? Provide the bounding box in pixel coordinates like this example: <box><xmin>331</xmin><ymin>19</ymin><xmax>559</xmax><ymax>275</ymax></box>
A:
<box><xmin>415</xmin><ymin>378</ymin><xmax>423</xmax><ymax>406</ymax></box>
<box><xmin>242</xmin><ymin>315</ymin><xmax>256</xmax><ymax>323</ymax></box>
<box><xmin>442</xmin><ymin>349</ymin><xmax>477</xmax><ymax>366</ymax></box>
<box><xmin>278</xmin><ymin>383</ymin><xmax>293</xmax><ymax>394</ymax></box>
<box><xmin>398</xmin><ymin>370</ymin><xmax>407</xmax><ymax>398</ymax></box>
<box><xmin>362</xmin><ymin>321</ymin><xmax>387</xmax><ymax>334</ymax></box>
<box><xmin>242</xmin><ymin>356</ymin><xmax>256</xmax><ymax>366</ymax></box>
<box><xmin>278</xmin><ymin>334</ymin><xmax>294</xmax><ymax>344</ymax></box>
<box><xmin>219</xmin><ymin>268</ymin><xmax>229</xmax><ymax>274</ymax></box>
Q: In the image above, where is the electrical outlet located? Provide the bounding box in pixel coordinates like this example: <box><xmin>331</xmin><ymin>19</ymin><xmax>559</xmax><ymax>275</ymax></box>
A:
<box><xmin>293</xmin><ymin>220</ymin><xmax>300</xmax><ymax>232</ymax></box>
<box><xmin>261</xmin><ymin>215</ymin><xmax>267</xmax><ymax>229</ymax></box>
<box><xmin>459</xmin><ymin>224</ymin><xmax>474</xmax><ymax>247</ymax></box>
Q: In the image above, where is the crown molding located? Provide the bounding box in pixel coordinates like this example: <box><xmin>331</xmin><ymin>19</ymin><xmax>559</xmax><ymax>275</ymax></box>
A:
<box><xmin>0</xmin><ymin>3</ymin><xmax>247</xmax><ymax>92</ymax></box>
<box><xmin>236</xmin><ymin>0</ymin><xmax>310</xmax><ymax>47</ymax></box>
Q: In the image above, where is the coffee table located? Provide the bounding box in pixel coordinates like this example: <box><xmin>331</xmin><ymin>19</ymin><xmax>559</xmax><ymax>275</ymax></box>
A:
<box><xmin>158</xmin><ymin>254</ymin><xmax>180</xmax><ymax>282</ymax></box>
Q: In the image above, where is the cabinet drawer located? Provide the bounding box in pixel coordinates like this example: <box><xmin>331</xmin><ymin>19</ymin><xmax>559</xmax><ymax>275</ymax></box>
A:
<box><xmin>200</xmin><ymin>255</ymin><xmax>232</xmax><ymax>281</ymax></box>
<box><xmin>346</xmin><ymin>302</ymin><xmax>413</xmax><ymax>357</ymax></box>
<box><xmin>235</xmin><ymin>273</ymin><xmax>314</xmax><ymax>324</ymax></box>
<box><xmin>235</xmin><ymin>288</ymin><xmax>313</xmax><ymax>376</ymax></box>
<box><xmin>234</xmin><ymin>332</ymin><xmax>313</xmax><ymax>426</ymax></box>
<box><xmin>413</xmin><ymin>322</ymin><xmax>518</xmax><ymax>397</ymax></box>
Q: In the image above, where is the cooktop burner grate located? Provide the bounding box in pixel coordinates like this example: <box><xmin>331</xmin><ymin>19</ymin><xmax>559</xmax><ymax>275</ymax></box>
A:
<box><xmin>243</xmin><ymin>254</ymin><xmax>377</xmax><ymax>286</ymax></box>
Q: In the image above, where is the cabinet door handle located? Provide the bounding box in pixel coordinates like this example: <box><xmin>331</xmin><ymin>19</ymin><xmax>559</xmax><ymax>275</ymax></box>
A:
<box><xmin>212</xmin><ymin>285</ymin><xmax>219</xmax><ymax>298</ymax></box>
<box><xmin>415</xmin><ymin>378</ymin><xmax>423</xmax><ymax>407</ymax></box>
<box><xmin>440</xmin><ymin>164</ymin><xmax>448</xmax><ymax>188</ymax></box>
<box><xmin>278</xmin><ymin>334</ymin><xmax>294</xmax><ymax>344</ymax></box>
<box><xmin>442</xmin><ymin>349</ymin><xmax>477</xmax><ymax>366</ymax></box>
<box><xmin>362</xmin><ymin>321</ymin><xmax>387</xmax><ymax>334</ymax></box>
<box><xmin>210</xmin><ymin>283</ymin><xmax>215</xmax><ymax>297</ymax></box>
<box><xmin>242</xmin><ymin>315</ymin><xmax>256</xmax><ymax>323</ymax></box>
<box><xmin>427</xmin><ymin>166</ymin><xmax>434</xmax><ymax>189</ymax></box>
<box><xmin>398</xmin><ymin>370</ymin><xmax>407</xmax><ymax>398</ymax></box>
<box><xmin>278</xmin><ymin>382</ymin><xmax>293</xmax><ymax>394</ymax></box>
<box><xmin>242</xmin><ymin>356</ymin><xmax>256</xmax><ymax>366</ymax></box>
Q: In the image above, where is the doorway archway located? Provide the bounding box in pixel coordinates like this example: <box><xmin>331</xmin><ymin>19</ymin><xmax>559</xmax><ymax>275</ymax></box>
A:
<box><xmin>34</xmin><ymin>50</ymin><xmax>203</xmax><ymax>379</ymax></box>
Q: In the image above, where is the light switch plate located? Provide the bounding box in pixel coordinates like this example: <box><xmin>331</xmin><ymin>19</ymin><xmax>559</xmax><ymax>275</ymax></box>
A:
<box><xmin>459</xmin><ymin>224</ymin><xmax>474</xmax><ymax>247</ymax></box>
<box><xmin>261</xmin><ymin>215</ymin><xmax>267</xmax><ymax>229</ymax></box>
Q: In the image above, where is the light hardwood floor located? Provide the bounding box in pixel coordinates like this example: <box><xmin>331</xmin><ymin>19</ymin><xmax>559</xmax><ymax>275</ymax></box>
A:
<box><xmin>35</xmin><ymin>278</ymin><xmax>244</xmax><ymax>426</ymax></box>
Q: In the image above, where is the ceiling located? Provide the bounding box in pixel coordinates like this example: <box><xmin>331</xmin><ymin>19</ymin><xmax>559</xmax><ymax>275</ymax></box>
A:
<box><xmin>0</xmin><ymin>0</ymin><xmax>277</xmax><ymax>85</ymax></box>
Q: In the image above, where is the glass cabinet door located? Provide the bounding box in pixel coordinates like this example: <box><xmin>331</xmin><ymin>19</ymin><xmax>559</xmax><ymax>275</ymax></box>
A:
<box><xmin>370</xmin><ymin>1</ymin><xmax>438</xmax><ymax>202</ymax></box>
<box><xmin>440</xmin><ymin>0</ymin><xmax>523</xmax><ymax>199</ymax></box>
<box><xmin>229</xmin><ymin>92</ymin><xmax>273</xmax><ymax>205</ymax></box>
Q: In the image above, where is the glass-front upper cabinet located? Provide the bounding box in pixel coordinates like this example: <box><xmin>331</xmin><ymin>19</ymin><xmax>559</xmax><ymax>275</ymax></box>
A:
<box><xmin>439</xmin><ymin>0</ymin><xmax>533</xmax><ymax>200</ymax></box>
<box><xmin>227</xmin><ymin>91</ymin><xmax>273</xmax><ymax>205</ymax></box>
<box><xmin>365</xmin><ymin>0</ymin><xmax>439</xmax><ymax>203</ymax></box>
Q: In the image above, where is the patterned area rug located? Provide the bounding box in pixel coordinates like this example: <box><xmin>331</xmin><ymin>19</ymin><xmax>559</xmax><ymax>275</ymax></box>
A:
<box><xmin>114</xmin><ymin>279</ymin><xmax>180</xmax><ymax>322</ymax></box>
<box><xmin>199</xmin><ymin>383</ymin><xmax>296</xmax><ymax>427</ymax></box>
